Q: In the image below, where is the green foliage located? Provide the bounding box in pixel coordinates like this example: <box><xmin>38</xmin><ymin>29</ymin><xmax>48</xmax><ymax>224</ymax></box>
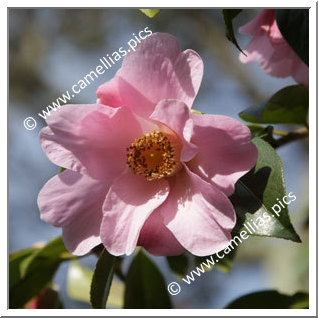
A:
<box><xmin>67</xmin><ymin>260</ymin><xmax>125</xmax><ymax>308</ymax></box>
<box><xmin>226</xmin><ymin>290</ymin><xmax>309</xmax><ymax>309</ymax></box>
<box><xmin>124</xmin><ymin>249</ymin><xmax>172</xmax><ymax>309</ymax></box>
<box><xmin>248</xmin><ymin>125</ymin><xmax>277</xmax><ymax>147</ymax></box>
<box><xmin>167</xmin><ymin>254</ymin><xmax>189</xmax><ymax>277</ymax></box>
<box><xmin>240</xmin><ymin>85</ymin><xmax>309</xmax><ymax>127</ymax></box>
<box><xmin>222</xmin><ymin>9</ymin><xmax>244</xmax><ymax>54</ymax></box>
<box><xmin>59</xmin><ymin>167</ymin><xmax>66</xmax><ymax>173</ymax></box>
<box><xmin>9</xmin><ymin>248</ymin><xmax>38</xmax><ymax>290</ymax></box>
<box><xmin>231</xmin><ymin>137</ymin><xmax>301</xmax><ymax>242</ymax></box>
<box><xmin>90</xmin><ymin>249</ymin><xmax>116</xmax><ymax>309</ymax></box>
<box><xmin>276</xmin><ymin>9</ymin><xmax>309</xmax><ymax>66</ymax></box>
<box><xmin>9</xmin><ymin>236</ymin><xmax>75</xmax><ymax>308</ymax></box>
<box><xmin>139</xmin><ymin>9</ymin><xmax>160</xmax><ymax>18</ymax></box>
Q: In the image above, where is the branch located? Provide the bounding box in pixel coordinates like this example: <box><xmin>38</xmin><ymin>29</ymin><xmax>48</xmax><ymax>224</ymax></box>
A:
<box><xmin>274</xmin><ymin>128</ymin><xmax>309</xmax><ymax>148</ymax></box>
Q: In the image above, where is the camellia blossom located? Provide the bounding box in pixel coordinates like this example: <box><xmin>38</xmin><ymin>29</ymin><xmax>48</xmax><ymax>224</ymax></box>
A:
<box><xmin>38</xmin><ymin>33</ymin><xmax>258</xmax><ymax>257</ymax></box>
<box><xmin>239</xmin><ymin>9</ymin><xmax>309</xmax><ymax>86</ymax></box>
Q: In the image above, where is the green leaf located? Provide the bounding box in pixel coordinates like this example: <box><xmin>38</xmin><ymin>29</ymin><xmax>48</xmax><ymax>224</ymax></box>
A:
<box><xmin>276</xmin><ymin>9</ymin><xmax>309</xmax><ymax>66</ymax></box>
<box><xmin>10</xmin><ymin>261</ymin><xmax>60</xmax><ymax>308</ymax></box>
<box><xmin>247</xmin><ymin>125</ymin><xmax>277</xmax><ymax>147</ymax></box>
<box><xmin>68</xmin><ymin>260</ymin><xmax>124</xmax><ymax>308</ymax></box>
<box><xmin>9</xmin><ymin>237</ymin><xmax>75</xmax><ymax>308</ymax></box>
<box><xmin>21</xmin><ymin>236</ymin><xmax>75</xmax><ymax>276</ymax></box>
<box><xmin>124</xmin><ymin>249</ymin><xmax>172</xmax><ymax>309</ymax></box>
<box><xmin>231</xmin><ymin>137</ymin><xmax>301</xmax><ymax>242</ymax></box>
<box><xmin>90</xmin><ymin>249</ymin><xmax>116</xmax><ymax>309</ymax></box>
<box><xmin>239</xmin><ymin>85</ymin><xmax>309</xmax><ymax>127</ymax></box>
<box><xmin>167</xmin><ymin>254</ymin><xmax>189</xmax><ymax>277</ymax></box>
<box><xmin>222</xmin><ymin>9</ymin><xmax>245</xmax><ymax>54</ymax></box>
<box><xmin>9</xmin><ymin>248</ymin><xmax>39</xmax><ymax>290</ymax></box>
<box><xmin>226</xmin><ymin>290</ymin><xmax>309</xmax><ymax>309</ymax></box>
<box><xmin>139</xmin><ymin>9</ymin><xmax>160</xmax><ymax>18</ymax></box>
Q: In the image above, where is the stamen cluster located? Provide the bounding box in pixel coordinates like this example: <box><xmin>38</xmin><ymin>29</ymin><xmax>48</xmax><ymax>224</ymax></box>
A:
<box><xmin>126</xmin><ymin>130</ymin><xmax>177</xmax><ymax>181</ymax></box>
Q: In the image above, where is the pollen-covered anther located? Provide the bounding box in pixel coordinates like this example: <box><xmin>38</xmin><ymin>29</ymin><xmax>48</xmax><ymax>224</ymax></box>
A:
<box><xmin>126</xmin><ymin>130</ymin><xmax>181</xmax><ymax>180</ymax></box>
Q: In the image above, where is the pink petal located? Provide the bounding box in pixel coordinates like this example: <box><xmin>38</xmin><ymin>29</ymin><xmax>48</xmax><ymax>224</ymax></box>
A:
<box><xmin>291</xmin><ymin>60</ymin><xmax>309</xmax><ymax>86</ymax></box>
<box><xmin>137</xmin><ymin>210</ymin><xmax>185</xmax><ymax>256</ymax></box>
<box><xmin>40</xmin><ymin>104</ymin><xmax>152</xmax><ymax>182</ymax></box>
<box><xmin>100</xmin><ymin>172</ymin><xmax>169</xmax><ymax>256</ymax></box>
<box><xmin>268</xmin><ymin>19</ymin><xmax>285</xmax><ymax>43</ymax></box>
<box><xmin>37</xmin><ymin>170</ymin><xmax>109</xmax><ymax>255</ymax></box>
<box><xmin>240</xmin><ymin>36</ymin><xmax>308</xmax><ymax>81</ymax></box>
<box><xmin>150</xmin><ymin>99</ymin><xmax>198</xmax><ymax>162</ymax></box>
<box><xmin>62</xmin><ymin>214</ymin><xmax>102</xmax><ymax>256</ymax></box>
<box><xmin>96</xmin><ymin>77</ymin><xmax>122</xmax><ymax>107</ymax></box>
<box><xmin>97</xmin><ymin>33</ymin><xmax>204</xmax><ymax>117</ymax></box>
<box><xmin>188</xmin><ymin>114</ymin><xmax>258</xmax><ymax>196</ymax></box>
<box><xmin>157</xmin><ymin>166</ymin><xmax>236</xmax><ymax>256</ymax></box>
<box><xmin>239</xmin><ymin>9</ymin><xmax>275</xmax><ymax>36</ymax></box>
<box><xmin>239</xmin><ymin>10</ymin><xmax>308</xmax><ymax>85</ymax></box>
<box><xmin>239</xmin><ymin>35</ymin><xmax>275</xmax><ymax>67</ymax></box>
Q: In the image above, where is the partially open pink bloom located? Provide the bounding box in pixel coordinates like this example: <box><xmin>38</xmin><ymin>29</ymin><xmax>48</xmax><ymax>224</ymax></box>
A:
<box><xmin>38</xmin><ymin>101</ymin><xmax>257</xmax><ymax>257</ymax></box>
<box><xmin>38</xmin><ymin>33</ymin><xmax>257</xmax><ymax>257</ymax></box>
<box><xmin>239</xmin><ymin>9</ymin><xmax>309</xmax><ymax>86</ymax></box>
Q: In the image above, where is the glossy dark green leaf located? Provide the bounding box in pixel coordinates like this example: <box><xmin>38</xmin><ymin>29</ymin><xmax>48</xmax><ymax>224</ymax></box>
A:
<box><xmin>139</xmin><ymin>9</ymin><xmax>160</xmax><ymax>18</ymax></box>
<box><xmin>276</xmin><ymin>9</ymin><xmax>309</xmax><ymax>65</ymax></box>
<box><xmin>68</xmin><ymin>260</ymin><xmax>125</xmax><ymax>308</ymax></box>
<box><xmin>222</xmin><ymin>9</ymin><xmax>245</xmax><ymax>54</ymax></box>
<box><xmin>226</xmin><ymin>290</ymin><xmax>309</xmax><ymax>309</ymax></box>
<box><xmin>9</xmin><ymin>237</ymin><xmax>75</xmax><ymax>308</ymax></box>
<box><xmin>90</xmin><ymin>248</ymin><xmax>116</xmax><ymax>309</ymax></box>
<box><xmin>9</xmin><ymin>248</ymin><xmax>39</xmax><ymax>289</ymax></box>
<box><xmin>10</xmin><ymin>261</ymin><xmax>59</xmax><ymax>308</ymax></box>
<box><xmin>167</xmin><ymin>254</ymin><xmax>189</xmax><ymax>277</ymax></box>
<box><xmin>22</xmin><ymin>236</ymin><xmax>75</xmax><ymax>276</ymax></box>
<box><xmin>124</xmin><ymin>249</ymin><xmax>172</xmax><ymax>309</ymax></box>
<box><xmin>239</xmin><ymin>85</ymin><xmax>309</xmax><ymax>127</ymax></box>
<box><xmin>231</xmin><ymin>137</ymin><xmax>301</xmax><ymax>242</ymax></box>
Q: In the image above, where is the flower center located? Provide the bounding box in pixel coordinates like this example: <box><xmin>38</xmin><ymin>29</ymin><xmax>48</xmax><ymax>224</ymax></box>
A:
<box><xmin>126</xmin><ymin>130</ymin><xmax>181</xmax><ymax>181</ymax></box>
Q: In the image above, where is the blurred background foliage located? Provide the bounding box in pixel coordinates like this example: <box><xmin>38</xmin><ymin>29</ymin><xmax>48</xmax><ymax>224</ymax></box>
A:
<box><xmin>9</xmin><ymin>8</ymin><xmax>308</xmax><ymax>309</ymax></box>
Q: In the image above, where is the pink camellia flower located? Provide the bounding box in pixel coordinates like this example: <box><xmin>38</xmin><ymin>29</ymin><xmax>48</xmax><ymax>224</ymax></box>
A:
<box><xmin>239</xmin><ymin>9</ymin><xmax>309</xmax><ymax>86</ymax></box>
<box><xmin>38</xmin><ymin>33</ymin><xmax>258</xmax><ymax>257</ymax></box>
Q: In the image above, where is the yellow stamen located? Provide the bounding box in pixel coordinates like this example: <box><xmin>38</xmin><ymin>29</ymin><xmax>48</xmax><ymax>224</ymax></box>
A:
<box><xmin>126</xmin><ymin>129</ymin><xmax>181</xmax><ymax>181</ymax></box>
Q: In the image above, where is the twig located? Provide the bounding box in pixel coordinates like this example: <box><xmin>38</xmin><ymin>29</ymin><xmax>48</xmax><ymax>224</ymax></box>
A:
<box><xmin>274</xmin><ymin>128</ymin><xmax>309</xmax><ymax>148</ymax></box>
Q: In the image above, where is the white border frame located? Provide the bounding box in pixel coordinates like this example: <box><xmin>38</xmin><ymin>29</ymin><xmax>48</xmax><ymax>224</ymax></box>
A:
<box><xmin>3</xmin><ymin>1</ymin><xmax>316</xmax><ymax>316</ymax></box>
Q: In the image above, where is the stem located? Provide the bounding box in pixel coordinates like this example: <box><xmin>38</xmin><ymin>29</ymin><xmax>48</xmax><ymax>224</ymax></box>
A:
<box><xmin>274</xmin><ymin>128</ymin><xmax>309</xmax><ymax>148</ymax></box>
<box><xmin>272</xmin><ymin>129</ymin><xmax>289</xmax><ymax>137</ymax></box>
